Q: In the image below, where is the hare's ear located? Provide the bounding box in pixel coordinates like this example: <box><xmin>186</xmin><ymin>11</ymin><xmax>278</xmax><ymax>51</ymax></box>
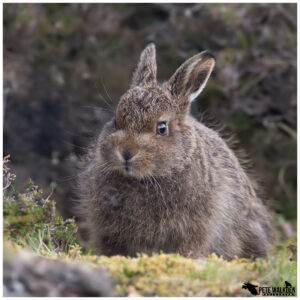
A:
<box><xmin>131</xmin><ymin>43</ymin><xmax>157</xmax><ymax>87</ymax></box>
<box><xmin>167</xmin><ymin>51</ymin><xmax>215</xmax><ymax>105</ymax></box>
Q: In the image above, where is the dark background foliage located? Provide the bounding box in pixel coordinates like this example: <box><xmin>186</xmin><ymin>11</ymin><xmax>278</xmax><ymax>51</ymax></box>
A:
<box><xmin>3</xmin><ymin>3</ymin><xmax>296</xmax><ymax>219</ymax></box>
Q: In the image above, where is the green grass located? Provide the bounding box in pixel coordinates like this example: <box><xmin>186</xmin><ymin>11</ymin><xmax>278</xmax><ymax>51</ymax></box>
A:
<box><xmin>3</xmin><ymin>156</ymin><xmax>297</xmax><ymax>296</ymax></box>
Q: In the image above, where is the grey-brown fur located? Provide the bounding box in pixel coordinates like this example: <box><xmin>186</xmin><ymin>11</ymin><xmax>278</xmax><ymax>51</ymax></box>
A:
<box><xmin>77</xmin><ymin>44</ymin><xmax>273</xmax><ymax>259</ymax></box>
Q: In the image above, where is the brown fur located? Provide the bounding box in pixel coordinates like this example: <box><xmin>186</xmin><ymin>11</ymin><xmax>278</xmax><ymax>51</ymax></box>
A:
<box><xmin>77</xmin><ymin>44</ymin><xmax>273</xmax><ymax>259</ymax></box>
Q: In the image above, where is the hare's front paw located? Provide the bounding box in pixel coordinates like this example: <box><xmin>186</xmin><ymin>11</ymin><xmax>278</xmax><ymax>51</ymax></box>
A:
<box><xmin>177</xmin><ymin>242</ymin><xmax>205</xmax><ymax>259</ymax></box>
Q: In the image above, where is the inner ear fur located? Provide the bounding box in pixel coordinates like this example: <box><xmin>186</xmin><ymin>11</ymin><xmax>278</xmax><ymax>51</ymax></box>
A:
<box><xmin>168</xmin><ymin>51</ymin><xmax>215</xmax><ymax>104</ymax></box>
<box><xmin>131</xmin><ymin>43</ymin><xmax>157</xmax><ymax>87</ymax></box>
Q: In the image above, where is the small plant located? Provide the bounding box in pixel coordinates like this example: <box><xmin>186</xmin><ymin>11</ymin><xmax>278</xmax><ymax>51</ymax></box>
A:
<box><xmin>3</xmin><ymin>156</ymin><xmax>79</xmax><ymax>254</ymax></box>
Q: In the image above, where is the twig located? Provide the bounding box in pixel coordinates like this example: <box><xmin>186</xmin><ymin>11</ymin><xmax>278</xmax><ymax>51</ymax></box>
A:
<box><xmin>277</xmin><ymin>122</ymin><xmax>297</xmax><ymax>140</ymax></box>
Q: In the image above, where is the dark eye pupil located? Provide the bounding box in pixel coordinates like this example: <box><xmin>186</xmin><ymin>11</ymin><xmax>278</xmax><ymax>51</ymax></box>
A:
<box><xmin>157</xmin><ymin>122</ymin><xmax>167</xmax><ymax>135</ymax></box>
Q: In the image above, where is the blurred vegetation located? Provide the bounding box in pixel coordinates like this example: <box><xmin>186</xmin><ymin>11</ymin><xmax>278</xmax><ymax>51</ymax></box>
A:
<box><xmin>3</xmin><ymin>160</ymin><xmax>297</xmax><ymax>296</ymax></box>
<box><xmin>3</xmin><ymin>3</ymin><xmax>297</xmax><ymax>220</ymax></box>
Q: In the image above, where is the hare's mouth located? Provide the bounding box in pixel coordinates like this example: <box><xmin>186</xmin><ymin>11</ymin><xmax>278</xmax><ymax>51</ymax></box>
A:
<box><xmin>116</xmin><ymin>161</ymin><xmax>148</xmax><ymax>179</ymax></box>
<box><xmin>123</xmin><ymin>163</ymin><xmax>133</xmax><ymax>175</ymax></box>
<box><xmin>112</xmin><ymin>160</ymin><xmax>136</xmax><ymax>177</ymax></box>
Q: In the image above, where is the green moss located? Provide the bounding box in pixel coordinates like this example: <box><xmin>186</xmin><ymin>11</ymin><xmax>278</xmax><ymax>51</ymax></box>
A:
<box><xmin>92</xmin><ymin>239</ymin><xmax>296</xmax><ymax>296</ymax></box>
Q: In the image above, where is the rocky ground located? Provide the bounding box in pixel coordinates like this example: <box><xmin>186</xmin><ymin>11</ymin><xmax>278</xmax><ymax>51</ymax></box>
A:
<box><xmin>4</xmin><ymin>246</ymin><xmax>113</xmax><ymax>297</ymax></box>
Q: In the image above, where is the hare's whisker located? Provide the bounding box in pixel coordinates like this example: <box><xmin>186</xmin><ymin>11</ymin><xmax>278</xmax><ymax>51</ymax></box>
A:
<box><xmin>100</xmin><ymin>76</ymin><xmax>114</xmax><ymax>103</ymax></box>
<box><xmin>93</xmin><ymin>81</ymin><xmax>114</xmax><ymax>112</ymax></box>
<box><xmin>150</xmin><ymin>174</ymin><xmax>167</xmax><ymax>209</ymax></box>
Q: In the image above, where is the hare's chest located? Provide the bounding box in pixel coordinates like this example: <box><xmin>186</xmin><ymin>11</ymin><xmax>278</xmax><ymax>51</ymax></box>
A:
<box><xmin>98</xmin><ymin>185</ymin><xmax>166</xmax><ymax>219</ymax></box>
<box><xmin>97</xmin><ymin>180</ymin><xmax>185</xmax><ymax>228</ymax></box>
<box><xmin>95</xmin><ymin>181</ymin><xmax>204</xmax><ymax>255</ymax></box>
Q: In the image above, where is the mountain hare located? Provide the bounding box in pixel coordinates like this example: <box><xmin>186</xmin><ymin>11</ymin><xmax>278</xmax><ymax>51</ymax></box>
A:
<box><xmin>77</xmin><ymin>44</ymin><xmax>273</xmax><ymax>259</ymax></box>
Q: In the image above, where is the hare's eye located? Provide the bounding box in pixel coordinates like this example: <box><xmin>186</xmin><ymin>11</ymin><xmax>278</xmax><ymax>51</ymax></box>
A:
<box><xmin>156</xmin><ymin>122</ymin><xmax>168</xmax><ymax>136</ymax></box>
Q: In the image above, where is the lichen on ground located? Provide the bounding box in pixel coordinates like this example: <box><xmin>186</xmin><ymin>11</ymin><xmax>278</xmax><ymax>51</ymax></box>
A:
<box><xmin>3</xmin><ymin>157</ymin><xmax>297</xmax><ymax>296</ymax></box>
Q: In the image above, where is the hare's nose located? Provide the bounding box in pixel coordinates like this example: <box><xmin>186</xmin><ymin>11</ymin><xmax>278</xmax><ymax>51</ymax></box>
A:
<box><xmin>119</xmin><ymin>142</ymin><xmax>139</xmax><ymax>161</ymax></box>
<box><xmin>122</xmin><ymin>150</ymin><xmax>133</xmax><ymax>161</ymax></box>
